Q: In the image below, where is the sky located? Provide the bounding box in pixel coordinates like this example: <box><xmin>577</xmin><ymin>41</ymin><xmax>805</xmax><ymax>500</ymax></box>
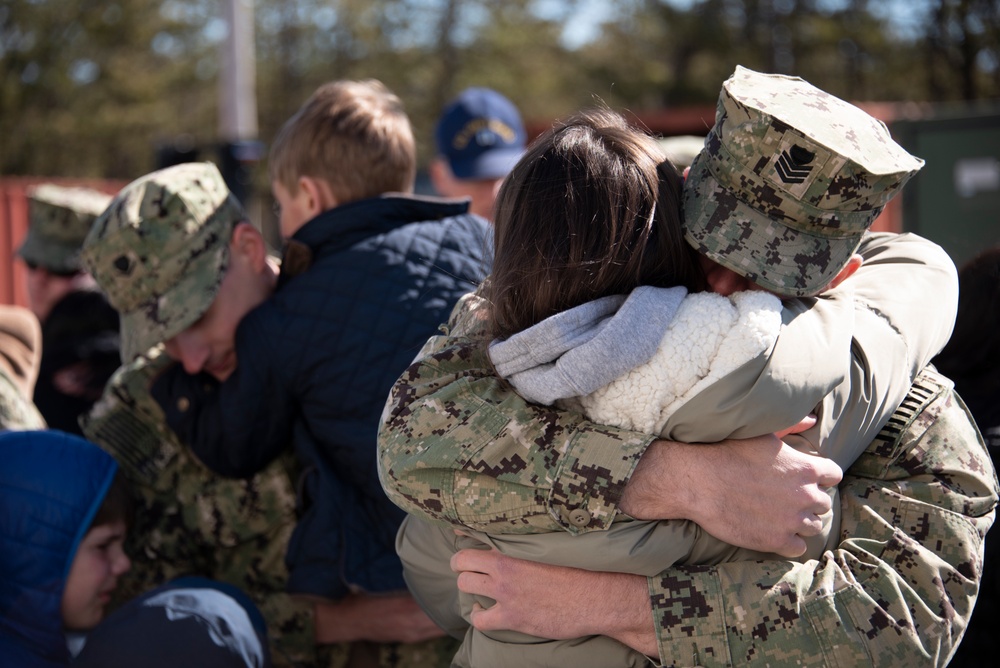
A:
<box><xmin>552</xmin><ymin>0</ymin><xmax>936</xmax><ymax>50</ymax></box>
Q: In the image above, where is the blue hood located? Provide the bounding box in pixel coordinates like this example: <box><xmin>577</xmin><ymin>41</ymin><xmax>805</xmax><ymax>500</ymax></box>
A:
<box><xmin>0</xmin><ymin>430</ymin><xmax>118</xmax><ymax>667</ymax></box>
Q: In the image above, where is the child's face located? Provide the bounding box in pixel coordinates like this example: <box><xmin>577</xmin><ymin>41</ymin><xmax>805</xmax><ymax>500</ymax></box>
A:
<box><xmin>61</xmin><ymin>520</ymin><xmax>130</xmax><ymax>631</ymax></box>
<box><xmin>272</xmin><ymin>179</ymin><xmax>314</xmax><ymax>240</ymax></box>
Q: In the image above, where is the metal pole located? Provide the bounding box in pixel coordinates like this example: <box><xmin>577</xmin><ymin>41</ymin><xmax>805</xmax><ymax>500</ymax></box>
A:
<box><xmin>219</xmin><ymin>0</ymin><xmax>258</xmax><ymax>141</ymax></box>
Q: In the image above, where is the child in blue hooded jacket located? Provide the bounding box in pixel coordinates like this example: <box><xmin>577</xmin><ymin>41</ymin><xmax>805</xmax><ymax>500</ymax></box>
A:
<box><xmin>0</xmin><ymin>430</ymin><xmax>131</xmax><ymax>667</ymax></box>
<box><xmin>0</xmin><ymin>430</ymin><xmax>273</xmax><ymax>667</ymax></box>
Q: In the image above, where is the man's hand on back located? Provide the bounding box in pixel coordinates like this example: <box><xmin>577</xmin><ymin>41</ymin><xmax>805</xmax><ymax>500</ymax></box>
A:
<box><xmin>314</xmin><ymin>592</ymin><xmax>446</xmax><ymax>645</ymax></box>
<box><xmin>451</xmin><ymin>547</ymin><xmax>658</xmax><ymax>658</ymax></box>
<box><xmin>620</xmin><ymin>421</ymin><xmax>842</xmax><ymax>558</ymax></box>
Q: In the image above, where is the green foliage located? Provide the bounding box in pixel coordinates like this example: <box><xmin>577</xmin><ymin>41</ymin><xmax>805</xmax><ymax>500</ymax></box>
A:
<box><xmin>1</xmin><ymin>0</ymin><xmax>218</xmax><ymax>178</ymax></box>
<box><xmin>1</xmin><ymin>0</ymin><xmax>997</xmax><ymax>182</ymax></box>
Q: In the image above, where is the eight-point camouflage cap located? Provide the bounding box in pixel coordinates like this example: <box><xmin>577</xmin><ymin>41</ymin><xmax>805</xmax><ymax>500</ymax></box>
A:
<box><xmin>80</xmin><ymin>162</ymin><xmax>247</xmax><ymax>362</ymax></box>
<box><xmin>683</xmin><ymin>65</ymin><xmax>924</xmax><ymax>297</ymax></box>
<box><xmin>17</xmin><ymin>185</ymin><xmax>113</xmax><ymax>274</ymax></box>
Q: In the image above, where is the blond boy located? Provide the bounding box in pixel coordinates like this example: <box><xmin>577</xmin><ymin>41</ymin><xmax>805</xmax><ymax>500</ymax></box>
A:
<box><xmin>84</xmin><ymin>80</ymin><xmax>490</xmax><ymax>665</ymax></box>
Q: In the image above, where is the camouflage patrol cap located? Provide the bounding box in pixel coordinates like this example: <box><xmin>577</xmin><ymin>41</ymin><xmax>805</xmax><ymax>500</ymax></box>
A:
<box><xmin>17</xmin><ymin>185</ymin><xmax>113</xmax><ymax>274</ymax></box>
<box><xmin>683</xmin><ymin>65</ymin><xmax>924</xmax><ymax>297</ymax></box>
<box><xmin>80</xmin><ymin>162</ymin><xmax>247</xmax><ymax>362</ymax></box>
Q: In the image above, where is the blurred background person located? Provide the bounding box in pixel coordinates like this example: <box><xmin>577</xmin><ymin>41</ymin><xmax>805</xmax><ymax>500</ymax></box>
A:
<box><xmin>932</xmin><ymin>246</ymin><xmax>1000</xmax><ymax>667</ymax></box>
<box><xmin>429</xmin><ymin>87</ymin><xmax>526</xmax><ymax>221</ymax></box>
<box><xmin>17</xmin><ymin>185</ymin><xmax>110</xmax><ymax>323</ymax></box>
<box><xmin>657</xmin><ymin>134</ymin><xmax>706</xmax><ymax>172</ymax></box>
<box><xmin>0</xmin><ymin>304</ymin><xmax>46</xmax><ymax>430</ymax></box>
<box><xmin>16</xmin><ymin>184</ymin><xmax>121</xmax><ymax>435</ymax></box>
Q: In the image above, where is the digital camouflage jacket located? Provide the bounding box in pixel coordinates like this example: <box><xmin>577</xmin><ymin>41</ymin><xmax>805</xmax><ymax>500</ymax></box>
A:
<box><xmin>379</xmin><ymin>264</ymin><xmax>998</xmax><ymax>663</ymax></box>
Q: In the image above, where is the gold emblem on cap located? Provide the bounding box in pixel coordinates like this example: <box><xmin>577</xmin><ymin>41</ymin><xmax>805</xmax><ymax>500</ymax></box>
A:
<box><xmin>452</xmin><ymin>119</ymin><xmax>517</xmax><ymax>150</ymax></box>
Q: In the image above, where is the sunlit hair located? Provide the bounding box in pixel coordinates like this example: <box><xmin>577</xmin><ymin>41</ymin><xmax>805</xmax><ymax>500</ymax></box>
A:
<box><xmin>268</xmin><ymin>79</ymin><xmax>416</xmax><ymax>204</ymax></box>
<box><xmin>484</xmin><ymin>107</ymin><xmax>704</xmax><ymax>341</ymax></box>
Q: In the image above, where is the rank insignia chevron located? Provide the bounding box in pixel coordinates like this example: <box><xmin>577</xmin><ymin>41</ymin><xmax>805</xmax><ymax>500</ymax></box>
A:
<box><xmin>775</xmin><ymin>144</ymin><xmax>815</xmax><ymax>184</ymax></box>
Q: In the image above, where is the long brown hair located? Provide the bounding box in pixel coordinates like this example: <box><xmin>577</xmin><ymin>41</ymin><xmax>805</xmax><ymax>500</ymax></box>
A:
<box><xmin>484</xmin><ymin>107</ymin><xmax>703</xmax><ymax>341</ymax></box>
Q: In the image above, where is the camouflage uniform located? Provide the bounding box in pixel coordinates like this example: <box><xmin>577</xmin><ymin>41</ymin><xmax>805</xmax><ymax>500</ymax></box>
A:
<box><xmin>17</xmin><ymin>184</ymin><xmax>120</xmax><ymax>435</ymax></box>
<box><xmin>647</xmin><ymin>368</ymin><xmax>997</xmax><ymax>666</ymax></box>
<box><xmin>0</xmin><ymin>304</ymin><xmax>46</xmax><ymax>430</ymax></box>
<box><xmin>81</xmin><ymin>350</ymin><xmax>459</xmax><ymax>667</ymax></box>
<box><xmin>386</xmin><ymin>355</ymin><xmax>997</xmax><ymax>665</ymax></box>
<box><xmin>394</xmin><ymin>230</ymin><xmax>961</xmax><ymax>666</ymax></box>
<box><xmin>378</xmin><ymin>67</ymin><xmax>999</xmax><ymax>666</ymax></box>
<box><xmin>80</xmin><ymin>162</ymin><xmax>458</xmax><ymax>668</ymax></box>
<box><xmin>79</xmin><ymin>348</ymin><xmax>341</xmax><ymax>667</ymax></box>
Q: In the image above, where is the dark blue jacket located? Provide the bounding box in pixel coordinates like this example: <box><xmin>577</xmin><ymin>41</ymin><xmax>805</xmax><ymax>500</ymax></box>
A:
<box><xmin>74</xmin><ymin>576</ymin><xmax>271</xmax><ymax>668</ymax></box>
<box><xmin>159</xmin><ymin>195</ymin><xmax>491</xmax><ymax>598</ymax></box>
<box><xmin>0</xmin><ymin>430</ymin><xmax>118</xmax><ymax>667</ymax></box>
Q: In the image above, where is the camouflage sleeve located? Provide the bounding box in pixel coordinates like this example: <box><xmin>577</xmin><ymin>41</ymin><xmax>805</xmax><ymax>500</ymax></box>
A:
<box><xmin>0</xmin><ymin>371</ymin><xmax>47</xmax><ymax>430</ymax></box>
<box><xmin>0</xmin><ymin>304</ymin><xmax>46</xmax><ymax>430</ymax></box>
<box><xmin>647</xmin><ymin>368</ymin><xmax>999</xmax><ymax>667</ymax></box>
<box><xmin>80</xmin><ymin>348</ymin><xmax>348</xmax><ymax>668</ymax></box>
<box><xmin>378</xmin><ymin>293</ymin><xmax>655</xmax><ymax>534</ymax></box>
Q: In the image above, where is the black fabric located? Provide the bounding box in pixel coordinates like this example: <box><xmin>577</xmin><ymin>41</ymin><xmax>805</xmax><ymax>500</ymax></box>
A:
<box><xmin>157</xmin><ymin>195</ymin><xmax>491</xmax><ymax>598</ymax></box>
<box><xmin>33</xmin><ymin>289</ymin><xmax>120</xmax><ymax>435</ymax></box>
<box><xmin>73</xmin><ymin>577</ymin><xmax>271</xmax><ymax>668</ymax></box>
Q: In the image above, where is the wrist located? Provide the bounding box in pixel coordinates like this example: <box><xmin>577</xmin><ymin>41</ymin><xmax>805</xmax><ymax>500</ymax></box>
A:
<box><xmin>620</xmin><ymin>439</ymin><xmax>691</xmax><ymax>521</ymax></box>
<box><xmin>600</xmin><ymin>573</ymin><xmax>659</xmax><ymax>658</ymax></box>
<box><xmin>314</xmin><ymin>598</ymin><xmax>359</xmax><ymax>644</ymax></box>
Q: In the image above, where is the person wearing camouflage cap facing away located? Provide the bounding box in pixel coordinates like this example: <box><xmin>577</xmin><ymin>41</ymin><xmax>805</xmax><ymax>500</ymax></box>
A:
<box><xmin>15</xmin><ymin>184</ymin><xmax>121</xmax><ymax>435</ymax></box>
<box><xmin>379</xmin><ymin>66</ymin><xmax>997</xmax><ymax>666</ymax></box>
<box><xmin>17</xmin><ymin>185</ymin><xmax>110</xmax><ymax>322</ymax></box>
<box><xmin>83</xmin><ymin>81</ymin><xmax>490</xmax><ymax>668</ymax></box>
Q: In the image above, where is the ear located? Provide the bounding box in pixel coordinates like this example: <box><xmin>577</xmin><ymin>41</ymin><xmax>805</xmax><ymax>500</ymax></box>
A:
<box><xmin>429</xmin><ymin>158</ymin><xmax>456</xmax><ymax>197</ymax></box>
<box><xmin>230</xmin><ymin>222</ymin><xmax>268</xmax><ymax>271</ymax></box>
<box><xmin>298</xmin><ymin>175</ymin><xmax>338</xmax><ymax>214</ymax></box>
<box><xmin>823</xmin><ymin>254</ymin><xmax>863</xmax><ymax>292</ymax></box>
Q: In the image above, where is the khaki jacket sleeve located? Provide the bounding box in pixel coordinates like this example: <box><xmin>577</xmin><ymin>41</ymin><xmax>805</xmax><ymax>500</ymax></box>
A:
<box><xmin>807</xmin><ymin>231</ymin><xmax>959</xmax><ymax>468</ymax></box>
<box><xmin>378</xmin><ymin>294</ymin><xmax>655</xmax><ymax>534</ymax></box>
<box><xmin>647</xmin><ymin>369</ymin><xmax>998</xmax><ymax>667</ymax></box>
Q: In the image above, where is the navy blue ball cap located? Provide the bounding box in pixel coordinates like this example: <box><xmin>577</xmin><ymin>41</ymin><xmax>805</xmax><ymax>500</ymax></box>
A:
<box><xmin>435</xmin><ymin>87</ymin><xmax>526</xmax><ymax>180</ymax></box>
